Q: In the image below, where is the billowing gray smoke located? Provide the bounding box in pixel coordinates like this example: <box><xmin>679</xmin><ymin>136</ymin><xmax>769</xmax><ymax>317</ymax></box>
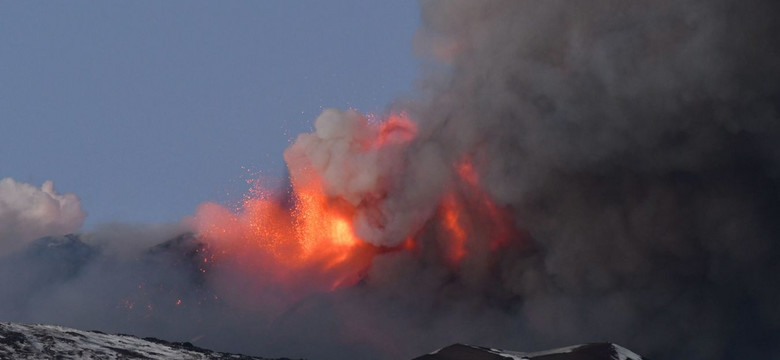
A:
<box><xmin>401</xmin><ymin>0</ymin><xmax>780</xmax><ymax>358</ymax></box>
<box><xmin>1</xmin><ymin>1</ymin><xmax>779</xmax><ymax>360</ymax></box>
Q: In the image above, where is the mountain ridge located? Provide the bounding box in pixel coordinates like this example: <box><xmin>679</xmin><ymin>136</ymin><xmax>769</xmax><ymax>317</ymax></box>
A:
<box><xmin>0</xmin><ymin>322</ymin><xmax>291</xmax><ymax>360</ymax></box>
<box><xmin>1</xmin><ymin>322</ymin><xmax>646</xmax><ymax>360</ymax></box>
<box><xmin>414</xmin><ymin>343</ymin><xmax>644</xmax><ymax>360</ymax></box>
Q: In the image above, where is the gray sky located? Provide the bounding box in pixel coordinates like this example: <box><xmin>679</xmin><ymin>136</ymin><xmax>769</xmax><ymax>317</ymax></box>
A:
<box><xmin>0</xmin><ymin>1</ymin><xmax>419</xmax><ymax>228</ymax></box>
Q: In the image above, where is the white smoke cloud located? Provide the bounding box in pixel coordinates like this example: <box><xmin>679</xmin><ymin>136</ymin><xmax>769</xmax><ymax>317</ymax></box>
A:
<box><xmin>282</xmin><ymin>108</ymin><xmax>432</xmax><ymax>246</ymax></box>
<box><xmin>0</xmin><ymin>178</ymin><xmax>86</xmax><ymax>254</ymax></box>
<box><xmin>284</xmin><ymin>109</ymin><xmax>383</xmax><ymax>206</ymax></box>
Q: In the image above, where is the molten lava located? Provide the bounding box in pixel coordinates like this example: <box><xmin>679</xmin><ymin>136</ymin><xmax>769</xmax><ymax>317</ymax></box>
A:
<box><xmin>434</xmin><ymin>155</ymin><xmax>522</xmax><ymax>267</ymax></box>
<box><xmin>195</xmin><ymin>111</ymin><xmax>522</xmax><ymax>297</ymax></box>
<box><xmin>196</xmin><ymin>177</ymin><xmax>377</xmax><ymax>294</ymax></box>
<box><xmin>441</xmin><ymin>193</ymin><xmax>468</xmax><ymax>264</ymax></box>
<box><xmin>376</xmin><ymin>113</ymin><xmax>417</xmax><ymax>146</ymax></box>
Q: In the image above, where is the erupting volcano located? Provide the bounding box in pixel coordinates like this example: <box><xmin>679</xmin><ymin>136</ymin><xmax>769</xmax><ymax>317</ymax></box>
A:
<box><xmin>194</xmin><ymin>109</ymin><xmax>524</xmax><ymax>296</ymax></box>
<box><xmin>2</xmin><ymin>1</ymin><xmax>780</xmax><ymax>359</ymax></box>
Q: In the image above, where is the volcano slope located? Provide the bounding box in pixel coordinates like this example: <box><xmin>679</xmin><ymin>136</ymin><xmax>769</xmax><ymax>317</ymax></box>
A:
<box><xmin>1</xmin><ymin>322</ymin><xmax>645</xmax><ymax>360</ymax></box>
<box><xmin>414</xmin><ymin>343</ymin><xmax>644</xmax><ymax>360</ymax></box>
<box><xmin>0</xmin><ymin>322</ymin><xmax>291</xmax><ymax>360</ymax></box>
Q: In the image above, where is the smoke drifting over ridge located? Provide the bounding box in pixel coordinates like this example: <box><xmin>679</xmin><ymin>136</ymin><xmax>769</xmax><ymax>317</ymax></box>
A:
<box><xmin>1</xmin><ymin>1</ymin><xmax>780</xmax><ymax>360</ymax></box>
<box><xmin>0</xmin><ymin>178</ymin><xmax>85</xmax><ymax>254</ymax></box>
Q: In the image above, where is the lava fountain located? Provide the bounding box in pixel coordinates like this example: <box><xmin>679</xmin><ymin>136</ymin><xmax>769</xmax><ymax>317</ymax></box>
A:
<box><xmin>194</xmin><ymin>109</ymin><xmax>522</xmax><ymax>298</ymax></box>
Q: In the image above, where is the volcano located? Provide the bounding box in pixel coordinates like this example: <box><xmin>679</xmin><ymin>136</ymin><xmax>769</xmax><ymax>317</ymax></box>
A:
<box><xmin>2</xmin><ymin>1</ymin><xmax>780</xmax><ymax>359</ymax></box>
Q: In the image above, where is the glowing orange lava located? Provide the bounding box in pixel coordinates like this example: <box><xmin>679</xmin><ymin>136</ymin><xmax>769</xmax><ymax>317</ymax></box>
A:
<box><xmin>441</xmin><ymin>193</ymin><xmax>468</xmax><ymax>264</ymax></box>
<box><xmin>376</xmin><ymin>112</ymin><xmax>417</xmax><ymax>146</ymax></box>
<box><xmin>195</xmin><ymin>112</ymin><xmax>416</xmax><ymax>295</ymax></box>
<box><xmin>196</xmin><ymin>177</ymin><xmax>376</xmax><ymax>294</ymax></box>
<box><xmin>455</xmin><ymin>157</ymin><xmax>479</xmax><ymax>187</ymax></box>
<box><xmin>195</xmin><ymin>112</ymin><xmax>523</xmax><ymax>296</ymax></box>
<box><xmin>434</xmin><ymin>155</ymin><xmax>523</xmax><ymax>266</ymax></box>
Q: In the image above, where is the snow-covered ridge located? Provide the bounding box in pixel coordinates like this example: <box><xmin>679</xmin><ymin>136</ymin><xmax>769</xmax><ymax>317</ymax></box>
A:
<box><xmin>0</xmin><ymin>322</ymin><xmax>283</xmax><ymax>360</ymax></box>
<box><xmin>1</xmin><ymin>321</ymin><xmax>645</xmax><ymax>360</ymax></box>
<box><xmin>416</xmin><ymin>342</ymin><xmax>645</xmax><ymax>360</ymax></box>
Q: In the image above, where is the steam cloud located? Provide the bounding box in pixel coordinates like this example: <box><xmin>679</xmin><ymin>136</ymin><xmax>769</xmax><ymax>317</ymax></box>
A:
<box><xmin>1</xmin><ymin>1</ymin><xmax>779</xmax><ymax>360</ymax></box>
<box><xmin>0</xmin><ymin>178</ymin><xmax>86</xmax><ymax>254</ymax></box>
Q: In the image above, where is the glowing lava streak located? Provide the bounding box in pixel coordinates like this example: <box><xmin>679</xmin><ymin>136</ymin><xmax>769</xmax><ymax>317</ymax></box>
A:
<box><xmin>195</xmin><ymin>172</ymin><xmax>376</xmax><ymax>295</ymax></box>
<box><xmin>194</xmin><ymin>110</ymin><xmax>522</xmax><ymax>295</ymax></box>
<box><xmin>376</xmin><ymin>113</ymin><xmax>417</xmax><ymax>146</ymax></box>
<box><xmin>194</xmin><ymin>112</ymin><xmax>416</xmax><ymax>295</ymax></box>
<box><xmin>441</xmin><ymin>193</ymin><xmax>467</xmax><ymax>264</ymax></box>
<box><xmin>436</xmin><ymin>155</ymin><xmax>524</xmax><ymax>266</ymax></box>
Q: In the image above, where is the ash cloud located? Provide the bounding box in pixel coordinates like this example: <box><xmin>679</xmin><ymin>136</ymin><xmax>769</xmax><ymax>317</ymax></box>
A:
<box><xmin>392</xmin><ymin>0</ymin><xmax>780</xmax><ymax>358</ymax></box>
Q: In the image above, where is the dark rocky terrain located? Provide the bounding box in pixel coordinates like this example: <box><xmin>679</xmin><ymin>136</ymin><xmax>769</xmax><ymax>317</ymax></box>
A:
<box><xmin>414</xmin><ymin>343</ymin><xmax>644</xmax><ymax>360</ymax></box>
<box><xmin>0</xmin><ymin>322</ymin><xmax>290</xmax><ymax>360</ymax></box>
<box><xmin>0</xmin><ymin>321</ymin><xmax>645</xmax><ymax>360</ymax></box>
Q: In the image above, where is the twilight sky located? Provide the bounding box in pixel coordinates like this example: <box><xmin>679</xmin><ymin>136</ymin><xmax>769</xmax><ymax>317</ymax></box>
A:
<box><xmin>0</xmin><ymin>1</ymin><xmax>419</xmax><ymax>228</ymax></box>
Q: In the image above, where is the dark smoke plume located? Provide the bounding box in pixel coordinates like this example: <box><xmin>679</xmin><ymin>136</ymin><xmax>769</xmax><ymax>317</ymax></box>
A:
<box><xmin>399</xmin><ymin>0</ymin><xmax>780</xmax><ymax>358</ymax></box>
